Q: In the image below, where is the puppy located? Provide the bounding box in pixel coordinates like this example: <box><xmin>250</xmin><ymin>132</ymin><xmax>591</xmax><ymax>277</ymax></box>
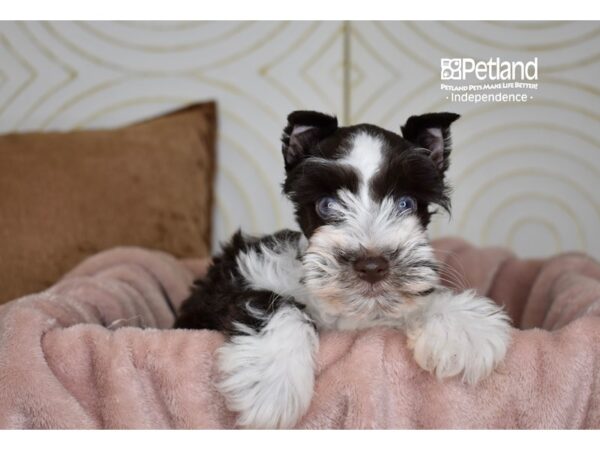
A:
<box><xmin>174</xmin><ymin>111</ymin><xmax>511</xmax><ymax>429</ymax></box>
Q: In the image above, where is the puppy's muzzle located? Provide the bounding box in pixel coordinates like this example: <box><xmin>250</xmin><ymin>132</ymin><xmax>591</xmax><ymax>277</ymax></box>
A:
<box><xmin>353</xmin><ymin>255</ymin><xmax>389</xmax><ymax>284</ymax></box>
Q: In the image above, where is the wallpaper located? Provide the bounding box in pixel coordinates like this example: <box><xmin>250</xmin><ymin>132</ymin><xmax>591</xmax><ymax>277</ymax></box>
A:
<box><xmin>1</xmin><ymin>21</ymin><xmax>598</xmax><ymax>259</ymax></box>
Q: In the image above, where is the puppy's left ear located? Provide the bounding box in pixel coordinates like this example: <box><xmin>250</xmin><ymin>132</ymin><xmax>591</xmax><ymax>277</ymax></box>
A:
<box><xmin>281</xmin><ymin>111</ymin><xmax>338</xmax><ymax>171</ymax></box>
<box><xmin>401</xmin><ymin>112</ymin><xmax>460</xmax><ymax>173</ymax></box>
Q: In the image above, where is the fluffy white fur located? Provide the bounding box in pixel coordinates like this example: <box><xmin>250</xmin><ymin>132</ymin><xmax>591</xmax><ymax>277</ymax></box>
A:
<box><xmin>236</xmin><ymin>238</ymin><xmax>307</xmax><ymax>301</ymax></box>
<box><xmin>216</xmin><ymin>305</ymin><xmax>318</xmax><ymax>429</ymax></box>
<box><xmin>406</xmin><ymin>289</ymin><xmax>511</xmax><ymax>384</ymax></box>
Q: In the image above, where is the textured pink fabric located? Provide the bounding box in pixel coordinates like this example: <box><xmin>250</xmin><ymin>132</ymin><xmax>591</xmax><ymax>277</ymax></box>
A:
<box><xmin>1</xmin><ymin>239</ymin><xmax>600</xmax><ymax>429</ymax></box>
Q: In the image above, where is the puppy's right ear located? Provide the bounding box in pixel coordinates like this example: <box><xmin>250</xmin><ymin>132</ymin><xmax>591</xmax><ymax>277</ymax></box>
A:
<box><xmin>281</xmin><ymin>111</ymin><xmax>338</xmax><ymax>170</ymax></box>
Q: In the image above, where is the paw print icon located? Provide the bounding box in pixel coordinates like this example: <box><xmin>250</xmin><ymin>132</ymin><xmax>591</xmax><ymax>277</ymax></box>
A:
<box><xmin>441</xmin><ymin>59</ymin><xmax>462</xmax><ymax>80</ymax></box>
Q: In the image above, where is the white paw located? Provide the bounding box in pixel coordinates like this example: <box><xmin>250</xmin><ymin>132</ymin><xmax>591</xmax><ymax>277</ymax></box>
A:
<box><xmin>216</xmin><ymin>306</ymin><xmax>318</xmax><ymax>429</ymax></box>
<box><xmin>407</xmin><ymin>290</ymin><xmax>511</xmax><ymax>385</ymax></box>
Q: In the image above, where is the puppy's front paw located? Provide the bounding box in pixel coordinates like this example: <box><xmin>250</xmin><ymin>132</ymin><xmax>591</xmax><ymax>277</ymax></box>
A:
<box><xmin>217</xmin><ymin>337</ymin><xmax>315</xmax><ymax>428</ymax></box>
<box><xmin>407</xmin><ymin>290</ymin><xmax>511</xmax><ymax>385</ymax></box>
<box><xmin>216</xmin><ymin>307</ymin><xmax>318</xmax><ymax>428</ymax></box>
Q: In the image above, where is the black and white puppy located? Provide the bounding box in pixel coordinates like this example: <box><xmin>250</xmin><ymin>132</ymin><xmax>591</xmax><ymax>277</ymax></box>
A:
<box><xmin>174</xmin><ymin>111</ymin><xmax>511</xmax><ymax>429</ymax></box>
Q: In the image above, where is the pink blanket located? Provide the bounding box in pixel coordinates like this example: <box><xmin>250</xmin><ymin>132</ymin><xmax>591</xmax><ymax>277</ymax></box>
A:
<box><xmin>1</xmin><ymin>238</ymin><xmax>600</xmax><ymax>429</ymax></box>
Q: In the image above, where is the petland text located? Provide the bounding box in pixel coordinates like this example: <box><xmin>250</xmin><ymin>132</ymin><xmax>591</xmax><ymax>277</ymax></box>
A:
<box><xmin>441</xmin><ymin>57</ymin><xmax>538</xmax><ymax>81</ymax></box>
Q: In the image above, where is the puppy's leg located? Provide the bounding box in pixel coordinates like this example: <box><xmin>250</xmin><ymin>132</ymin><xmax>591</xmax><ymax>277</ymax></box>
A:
<box><xmin>406</xmin><ymin>289</ymin><xmax>511</xmax><ymax>384</ymax></box>
<box><xmin>217</xmin><ymin>303</ymin><xmax>318</xmax><ymax>429</ymax></box>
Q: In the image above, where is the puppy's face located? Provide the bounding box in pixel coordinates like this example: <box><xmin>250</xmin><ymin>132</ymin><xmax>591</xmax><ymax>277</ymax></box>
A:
<box><xmin>281</xmin><ymin>111</ymin><xmax>459</xmax><ymax>321</ymax></box>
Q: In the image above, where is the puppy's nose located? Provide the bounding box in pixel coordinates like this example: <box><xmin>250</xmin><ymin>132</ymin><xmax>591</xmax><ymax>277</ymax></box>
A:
<box><xmin>353</xmin><ymin>255</ymin><xmax>389</xmax><ymax>284</ymax></box>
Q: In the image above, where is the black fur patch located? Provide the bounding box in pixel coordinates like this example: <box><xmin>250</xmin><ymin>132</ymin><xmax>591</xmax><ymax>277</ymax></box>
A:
<box><xmin>173</xmin><ymin>229</ymin><xmax>304</xmax><ymax>335</ymax></box>
<box><xmin>370</xmin><ymin>147</ymin><xmax>451</xmax><ymax>227</ymax></box>
<box><xmin>283</xmin><ymin>158</ymin><xmax>360</xmax><ymax>236</ymax></box>
<box><xmin>281</xmin><ymin>111</ymin><xmax>338</xmax><ymax>170</ymax></box>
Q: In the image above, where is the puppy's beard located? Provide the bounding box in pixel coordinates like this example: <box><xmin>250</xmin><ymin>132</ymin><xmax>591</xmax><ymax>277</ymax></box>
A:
<box><xmin>301</xmin><ymin>195</ymin><xmax>439</xmax><ymax>322</ymax></box>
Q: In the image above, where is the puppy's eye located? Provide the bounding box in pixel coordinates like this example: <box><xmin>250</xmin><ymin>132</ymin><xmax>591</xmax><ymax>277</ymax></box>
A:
<box><xmin>316</xmin><ymin>197</ymin><xmax>340</xmax><ymax>220</ymax></box>
<box><xmin>396</xmin><ymin>196</ymin><xmax>417</xmax><ymax>214</ymax></box>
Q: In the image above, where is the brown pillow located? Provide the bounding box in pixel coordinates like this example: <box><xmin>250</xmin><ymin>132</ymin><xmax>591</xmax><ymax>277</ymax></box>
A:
<box><xmin>0</xmin><ymin>102</ymin><xmax>216</xmax><ymax>304</ymax></box>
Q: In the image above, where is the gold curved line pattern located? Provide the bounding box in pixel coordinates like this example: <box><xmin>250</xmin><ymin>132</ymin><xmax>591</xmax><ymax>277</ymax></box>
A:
<box><xmin>76</xmin><ymin>21</ymin><xmax>254</xmax><ymax>53</ymax></box>
<box><xmin>348</xmin><ymin>62</ymin><xmax>365</xmax><ymax>89</ymax></box>
<box><xmin>349</xmin><ymin>26</ymin><xmax>400</xmax><ymax>121</ymax></box>
<box><xmin>42</xmin><ymin>22</ymin><xmax>155</xmax><ymax>75</ymax></box>
<box><xmin>457</xmin><ymin>168</ymin><xmax>598</xmax><ymax>241</ymax></box>
<box><xmin>329</xmin><ymin>60</ymin><xmax>346</xmax><ymax>86</ymax></box>
<box><xmin>377</xmin><ymin>74</ymin><xmax>440</xmax><ymax>125</ymax></box>
<box><xmin>43</xmin><ymin>21</ymin><xmax>291</xmax><ymax>74</ymax></box>
<box><xmin>40</xmin><ymin>72</ymin><xmax>283</xmax><ymax>136</ymax></box>
<box><xmin>214</xmin><ymin>193</ymin><xmax>235</xmax><ymax>239</ymax></box>
<box><xmin>441</xmin><ymin>21</ymin><xmax>600</xmax><ymax>52</ymax></box>
<box><xmin>41</xmin><ymin>21</ymin><xmax>152</xmax><ymax>75</ymax></box>
<box><xmin>458</xmin><ymin>122</ymin><xmax>600</xmax><ymax>154</ymax></box>
<box><xmin>428</xmin><ymin>123</ymin><xmax>600</xmax><ymax>239</ymax></box>
<box><xmin>505</xmin><ymin>217</ymin><xmax>562</xmax><ymax>253</ymax></box>
<box><xmin>42</xmin><ymin>73</ymin><xmax>246</xmax><ymax>130</ymax></box>
<box><xmin>541</xmin><ymin>76</ymin><xmax>600</xmax><ymax>97</ymax></box>
<box><xmin>15</xmin><ymin>22</ymin><xmax>78</xmax><ymax>128</ymax></box>
<box><xmin>220</xmin><ymin>132</ymin><xmax>285</xmax><ymax>228</ymax></box>
<box><xmin>481</xmin><ymin>192</ymin><xmax>584</xmax><ymax>249</ymax></box>
<box><xmin>35</xmin><ymin>65</ymin><xmax>281</xmax><ymax>132</ymax></box>
<box><xmin>351</xmin><ymin>25</ymin><xmax>400</xmax><ymax>79</ymax></box>
<box><xmin>120</xmin><ymin>21</ymin><xmax>208</xmax><ymax>32</ymax></box>
<box><xmin>192</xmin><ymin>72</ymin><xmax>280</xmax><ymax>122</ymax></box>
<box><xmin>40</xmin><ymin>76</ymin><xmax>133</xmax><ymax>129</ymax></box>
<box><xmin>429</xmin><ymin>97</ymin><xmax>599</xmax><ymax>125</ymax></box>
<box><xmin>374</xmin><ymin>22</ymin><xmax>438</xmax><ymax>71</ymax></box>
<box><xmin>461</xmin><ymin>127</ymin><xmax>600</xmax><ymax>158</ymax></box>
<box><xmin>484</xmin><ymin>21</ymin><xmax>571</xmax><ymax>30</ymax></box>
<box><xmin>455</xmin><ymin>145</ymin><xmax>600</xmax><ymax>183</ymax></box>
<box><xmin>222</xmin><ymin>108</ymin><xmax>281</xmax><ymax>161</ymax></box>
<box><xmin>191</xmin><ymin>21</ymin><xmax>292</xmax><ymax>70</ymax></box>
<box><xmin>260</xmin><ymin>22</ymin><xmax>322</xmax><ymax>108</ymax></box>
<box><xmin>73</xmin><ymin>96</ymin><xmax>185</xmax><ymax>128</ymax></box>
<box><xmin>300</xmin><ymin>24</ymin><xmax>345</xmax><ymax>114</ymax></box>
<box><xmin>261</xmin><ymin>22</ymin><xmax>320</xmax><ymax>74</ymax></box>
<box><xmin>491</xmin><ymin>170</ymin><xmax>600</xmax><ymax>218</ymax></box>
<box><xmin>95</xmin><ymin>21</ymin><xmax>251</xmax><ymax>48</ymax></box>
<box><xmin>0</xmin><ymin>33</ymin><xmax>36</xmax><ymax>117</ymax></box>
<box><xmin>405</xmin><ymin>21</ymin><xmax>470</xmax><ymax>59</ymax></box>
<box><xmin>261</xmin><ymin>72</ymin><xmax>306</xmax><ymax>112</ymax></box>
<box><xmin>222</xmin><ymin>114</ymin><xmax>284</xmax><ymax>180</ymax></box>
<box><xmin>220</xmin><ymin>165</ymin><xmax>261</xmax><ymax>232</ymax></box>
<box><xmin>543</xmin><ymin>53</ymin><xmax>600</xmax><ymax>74</ymax></box>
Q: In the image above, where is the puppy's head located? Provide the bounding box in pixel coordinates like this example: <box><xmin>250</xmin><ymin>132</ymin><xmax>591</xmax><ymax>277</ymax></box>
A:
<box><xmin>281</xmin><ymin>110</ymin><xmax>459</xmax><ymax>320</ymax></box>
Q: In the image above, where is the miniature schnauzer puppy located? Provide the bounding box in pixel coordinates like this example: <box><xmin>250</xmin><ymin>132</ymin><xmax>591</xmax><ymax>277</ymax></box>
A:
<box><xmin>174</xmin><ymin>111</ymin><xmax>511</xmax><ymax>429</ymax></box>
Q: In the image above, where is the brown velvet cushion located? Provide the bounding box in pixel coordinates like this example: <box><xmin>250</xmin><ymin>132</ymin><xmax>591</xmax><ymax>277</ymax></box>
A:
<box><xmin>0</xmin><ymin>102</ymin><xmax>216</xmax><ymax>304</ymax></box>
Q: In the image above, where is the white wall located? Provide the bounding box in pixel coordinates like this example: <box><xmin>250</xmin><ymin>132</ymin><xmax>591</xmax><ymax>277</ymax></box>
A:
<box><xmin>1</xmin><ymin>21</ymin><xmax>599</xmax><ymax>259</ymax></box>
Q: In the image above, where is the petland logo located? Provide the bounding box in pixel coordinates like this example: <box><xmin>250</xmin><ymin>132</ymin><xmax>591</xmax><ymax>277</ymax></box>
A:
<box><xmin>440</xmin><ymin>57</ymin><xmax>539</xmax><ymax>103</ymax></box>
<box><xmin>441</xmin><ymin>57</ymin><xmax>538</xmax><ymax>81</ymax></box>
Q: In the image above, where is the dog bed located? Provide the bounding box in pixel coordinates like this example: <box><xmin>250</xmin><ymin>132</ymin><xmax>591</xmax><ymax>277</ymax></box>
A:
<box><xmin>1</xmin><ymin>238</ymin><xmax>599</xmax><ymax>429</ymax></box>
